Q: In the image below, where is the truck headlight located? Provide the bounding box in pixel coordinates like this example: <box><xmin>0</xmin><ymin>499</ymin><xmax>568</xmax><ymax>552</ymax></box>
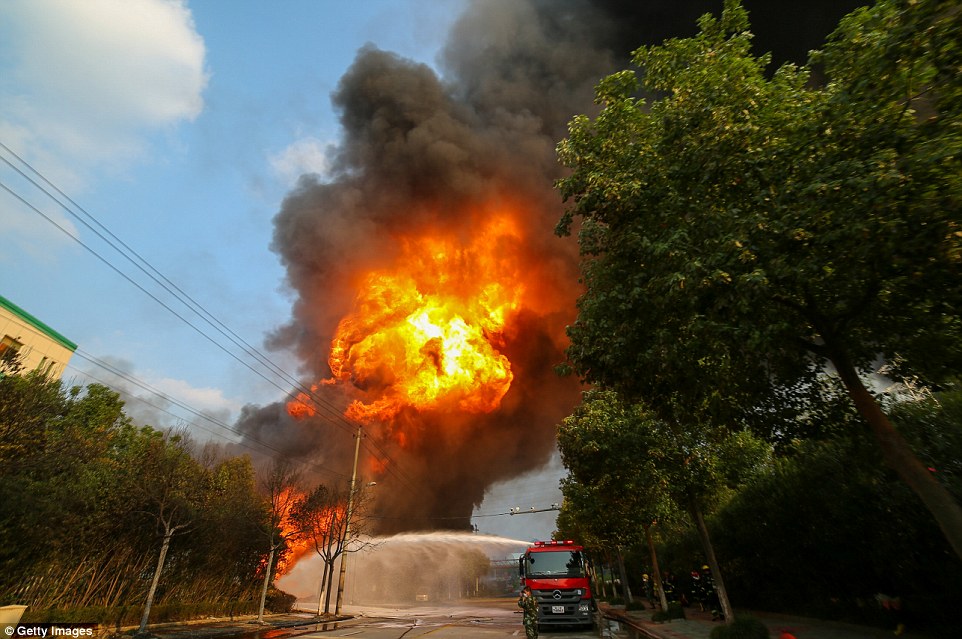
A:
<box><xmin>578</xmin><ymin>603</ymin><xmax>590</xmax><ymax>613</ymax></box>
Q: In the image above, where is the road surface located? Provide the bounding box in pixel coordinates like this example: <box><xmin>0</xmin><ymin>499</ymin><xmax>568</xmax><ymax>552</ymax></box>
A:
<box><xmin>271</xmin><ymin>598</ymin><xmax>600</xmax><ymax>639</ymax></box>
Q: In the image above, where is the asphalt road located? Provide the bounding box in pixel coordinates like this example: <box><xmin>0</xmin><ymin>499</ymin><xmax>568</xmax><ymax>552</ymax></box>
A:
<box><xmin>241</xmin><ymin>599</ymin><xmax>598</xmax><ymax>639</ymax></box>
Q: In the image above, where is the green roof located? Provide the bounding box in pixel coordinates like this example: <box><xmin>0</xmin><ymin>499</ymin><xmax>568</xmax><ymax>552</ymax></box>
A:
<box><xmin>0</xmin><ymin>295</ymin><xmax>78</xmax><ymax>352</ymax></box>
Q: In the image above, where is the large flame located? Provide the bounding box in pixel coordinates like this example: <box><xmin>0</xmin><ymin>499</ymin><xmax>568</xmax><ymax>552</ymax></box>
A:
<box><xmin>273</xmin><ymin>487</ymin><xmax>311</xmax><ymax>576</ymax></box>
<box><xmin>272</xmin><ymin>487</ymin><xmax>347</xmax><ymax>576</ymax></box>
<box><xmin>289</xmin><ymin>213</ymin><xmax>524</xmax><ymax>425</ymax></box>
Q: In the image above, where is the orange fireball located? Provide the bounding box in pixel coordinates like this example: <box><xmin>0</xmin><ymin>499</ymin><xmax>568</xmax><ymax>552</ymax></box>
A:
<box><xmin>289</xmin><ymin>213</ymin><xmax>524</xmax><ymax>426</ymax></box>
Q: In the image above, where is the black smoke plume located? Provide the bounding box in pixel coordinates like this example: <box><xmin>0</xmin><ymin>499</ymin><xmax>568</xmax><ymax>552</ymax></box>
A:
<box><xmin>239</xmin><ymin>0</ymin><xmax>867</xmax><ymax>534</ymax></box>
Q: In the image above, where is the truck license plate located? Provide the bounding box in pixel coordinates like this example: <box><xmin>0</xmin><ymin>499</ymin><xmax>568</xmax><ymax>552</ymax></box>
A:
<box><xmin>551</xmin><ymin>605</ymin><xmax>565</xmax><ymax>614</ymax></box>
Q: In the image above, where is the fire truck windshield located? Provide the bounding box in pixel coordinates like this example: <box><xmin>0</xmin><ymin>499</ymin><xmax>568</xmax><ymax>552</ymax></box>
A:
<box><xmin>524</xmin><ymin>550</ymin><xmax>585</xmax><ymax>578</ymax></box>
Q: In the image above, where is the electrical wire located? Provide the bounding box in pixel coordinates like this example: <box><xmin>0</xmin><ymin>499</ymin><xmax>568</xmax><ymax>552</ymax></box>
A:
<box><xmin>0</xmin><ymin>143</ymin><xmax>426</xmax><ymax>495</ymax></box>
<box><xmin>1</xmin><ymin>142</ymin><xmax>424</xmax><ymax>496</ymax></box>
<box><xmin>0</xmin><ymin>145</ymin><xmax>357</xmax><ymax>438</ymax></box>
<box><xmin>66</xmin><ymin>352</ymin><xmax>351</xmax><ymax>482</ymax></box>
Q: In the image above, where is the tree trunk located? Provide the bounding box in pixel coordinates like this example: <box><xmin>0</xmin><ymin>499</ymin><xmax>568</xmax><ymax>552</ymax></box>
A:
<box><xmin>138</xmin><ymin>529</ymin><xmax>173</xmax><ymax>635</ymax></box>
<box><xmin>334</xmin><ymin>550</ymin><xmax>348</xmax><ymax>615</ymax></box>
<box><xmin>257</xmin><ymin>546</ymin><xmax>275</xmax><ymax>624</ymax></box>
<box><xmin>604</xmin><ymin>551</ymin><xmax>619</xmax><ymax>599</ymax></box>
<box><xmin>595</xmin><ymin>556</ymin><xmax>608</xmax><ymax>599</ymax></box>
<box><xmin>586</xmin><ymin>556</ymin><xmax>604</xmax><ymax>600</ymax></box>
<box><xmin>324</xmin><ymin>560</ymin><xmax>337</xmax><ymax>614</ymax></box>
<box><xmin>334</xmin><ymin>424</ymin><xmax>362</xmax><ymax>616</ymax></box>
<box><xmin>644</xmin><ymin>524</ymin><xmax>669</xmax><ymax>612</ymax></box>
<box><xmin>689</xmin><ymin>498</ymin><xmax>733</xmax><ymax>623</ymax></box>
<box><xmin>315</xmin><ymin>561</ymin><xmax>329</xmax><ymax>616</ymax></box>
<box><xmin>828</xmin><ymin>347</ymin><xmax>962</xmax><ymax>560</ymax></box>
<box><xmin>616</xmin><ymin>548</ymin><xmax>633</xmax><ymax>604</ymax></box>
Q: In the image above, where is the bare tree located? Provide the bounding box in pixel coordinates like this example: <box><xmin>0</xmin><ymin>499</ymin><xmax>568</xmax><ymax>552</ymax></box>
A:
<box><xmin>289</xmin><ymin>483</ymin><xmax>344</xmax><ymax>616</ymax></box>
<box><xmin>289</xmin><ymin>481</ymin><xmax>378</xmax><ymax>616</ymax></box>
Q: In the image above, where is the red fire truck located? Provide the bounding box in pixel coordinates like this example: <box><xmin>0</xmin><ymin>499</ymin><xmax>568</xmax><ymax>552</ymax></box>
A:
<box><xmin>518</xmin><ymin>540</ymin><xmax>594</xmax><ymax>629</ymax></box>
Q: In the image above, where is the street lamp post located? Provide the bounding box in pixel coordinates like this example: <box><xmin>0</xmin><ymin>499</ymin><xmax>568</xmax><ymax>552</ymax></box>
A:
<box><xmin>509</xmin><ymin>503</ymin><xmax>560</xmax><ymax>515</ymax></box>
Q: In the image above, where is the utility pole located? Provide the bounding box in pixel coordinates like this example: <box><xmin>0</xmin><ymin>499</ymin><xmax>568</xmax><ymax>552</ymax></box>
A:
<box><xmin>334</xmin><ymin>424</ymin><xmax>362</xmax><ymax>616</ymax></box>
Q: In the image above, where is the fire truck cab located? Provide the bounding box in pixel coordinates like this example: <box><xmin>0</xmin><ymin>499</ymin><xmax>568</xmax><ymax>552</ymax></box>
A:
<box><xmin>519</xmin><ymin>540</ymin><xmax>594</xmax><ymax>629</ymax></box>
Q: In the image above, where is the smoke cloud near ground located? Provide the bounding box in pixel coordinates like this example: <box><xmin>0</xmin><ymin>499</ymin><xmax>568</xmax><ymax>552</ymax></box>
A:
<box><xmin>278</xmin><ymin>532</ymin><xmax>530</xmax><ymax>604</ymax></box>
<box><xmin>239</xmin><ymin>0</ymin><xmax>867</xmax><ymax>534</ymax></box>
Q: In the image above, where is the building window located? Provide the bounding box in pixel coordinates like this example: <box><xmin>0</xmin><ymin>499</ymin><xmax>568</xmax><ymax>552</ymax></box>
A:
<box><xmin>0</xmin><ymin>335</ymin><xmax>24</xmax><ymax>373</ymax></box>
<box><xmin>38</xmin><ymin>356</ymin><xmax>57</xmax><ymax>376</ymax></box>
<box><xmin>0</xmin><ymin>335</ymin><xmax>23</xmax><ymax>357</ymax></box>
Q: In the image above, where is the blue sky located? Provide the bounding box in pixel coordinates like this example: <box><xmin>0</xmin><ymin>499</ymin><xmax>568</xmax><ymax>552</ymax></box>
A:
<box><xmin>3</xmin><ymin>0</ymin><xmax>463</xmax><ymax>413</ymax></box>
<box><xmin>0</xmin><ymin>0</ymin><xmax>561</xmax><ymax>539</ymax></box>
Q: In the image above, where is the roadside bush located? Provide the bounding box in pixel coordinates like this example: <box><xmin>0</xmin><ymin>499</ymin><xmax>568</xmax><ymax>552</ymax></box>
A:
<box><xmin>709</xmin><ymin>616</ymin><xmax>770</xmax><ymax>639</ymax></box>
<box><xmin>20</xmin><ymin>600</ymin><xmax>262</xmax><ymax>626</ymax></box>
<box><xmin>265</xmin><ymin>588</ymin><xmax>296</xmax><ymax>613</ymax></box>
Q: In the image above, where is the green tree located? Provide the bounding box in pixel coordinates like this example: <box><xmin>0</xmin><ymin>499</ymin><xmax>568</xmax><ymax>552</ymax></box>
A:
<box><xmin>558</xmin><ymin>390</ymin><xmax>675</xmax><ymax>608</ymax></box>
<box><xmin>556</xmin><ymin>0</ymin><xmax>962</xmax><ymax>558</ymax></box>
<box><xmin>707</xmin><ymin>391</ymin><xmax>962</xmax><ymax>630</ymax></box>
<box><xmin>657</xmin><ymin>422</ymin><xmax>770</xmax><ymax>622</ymax></box>
<box><xmin>0</xmin><ymin>379</ymin><xmax>142</xmax><ymax>606</ymax></box>
<box><xmin>558</xmin><ymin>389</ymin><xmax>767</xmax><ymax>619</ymax></box>
<box><xmin>186</xmin><ymin>450</ymin><xmax>269</xmax><ymax>605</ymax></box>
<box><xmin>555</xmin><ymin>479</ymin><xmax>604</xmax><ymax>553</ymax></box>
<box><xmin>1</xmin><ymin>372</ymin><xmax>285</xmax><ymax>622</ymax></box>
<box><xmin>133</xmin><ymin>430</ymin><xmax>205</xmax><ymax>636</ymax></box>
<box><xmin>0</xmin><ymin>370</ymin><xmax>66</xmax><ymax>473</ymax></box>
<box><xmin>0</xmin><ymin>346</ymin><xmax>25</xmax><ymax>377</ymax></box>
<box><xmin>559</xmin><ymin>476</ymin><xmax>668</xmax><ymax>607</ymax></box>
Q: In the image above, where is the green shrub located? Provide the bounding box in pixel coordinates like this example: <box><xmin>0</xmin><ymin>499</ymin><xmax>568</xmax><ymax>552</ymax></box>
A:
<box><xmin>265</xmin><ymin>588</ymin><xmax>296</xmax><ymax>613</ymax></box>
<box><xmin>709</xmin><ymin>616</ymin><xmax>770</xmax><ymax>639</ymax></box>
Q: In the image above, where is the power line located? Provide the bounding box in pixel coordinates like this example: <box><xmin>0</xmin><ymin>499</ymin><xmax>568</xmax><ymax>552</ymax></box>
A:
<box><xmin>368</xmin><ymin>503</ymin><xmax>562</xmax><ymax>521</ymax></box>
<box><xmin>1</xmin><ymin>143</ymin><xmax>357</xmax><ymax>426</ymax></box>
<box><xmin>0</xmin><ymin>178</ymin><xmax>309</xmax><ymax>406</ymax></box>
<box><xmin>0</xmin><ymin>144</ymin><xmax>355</xmax><ymax>436</ymax></box>
<box><xmin>70</xmin><ymin>350</ymin><xmax>423</xmax><ymax>497</ymax></box>
<box><xmin>1</xmin><ymin>141</ymin><xmax>423</xmax><ymax>496</ymax></box>
<box><xmin>66</xmin><ymin>351</ymin><xmax>351</xmax><ymax>482</ymax></box>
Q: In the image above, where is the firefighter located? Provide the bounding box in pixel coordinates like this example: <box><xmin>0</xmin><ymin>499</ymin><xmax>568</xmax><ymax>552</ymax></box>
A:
<box><xmin>701</xmin><ymin>565</ymin><xmax>722</xmax><ymax>621</ymax></box>
<box><xmin>690</xmin><ymin>569</ymin><xmax>704</xmax><ymax>611</ymax></box>
<box><xmin>642</xmin><ymin>573</ymin><xmax>655</xmax><ymax>609</ymax></box>
<box><xmin>518</xmin><ymin>585</ymin><xmax>539</xmax><ymax>639</ymax></box>
<box><xmin>661</xmin><ymin>571</ymin><xmax>676</xmax><ymax>603</ymax></box>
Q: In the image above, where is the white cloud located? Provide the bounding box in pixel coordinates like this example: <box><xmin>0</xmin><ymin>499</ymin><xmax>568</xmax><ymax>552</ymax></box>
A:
<box><xmin>143</xmin><ymin>376</ymin><xmax>240</xmax><ymax>444</ymax></box>
<box><xmin>0</xmin><ymin>0</ymin><xmax>208</xmax><ymax>176</ymax></box>
<box><xmin>269</xmin><ymin>137</ymin><xmax>334</xmax><ymax>186</ymax></box>
<box><xmin>151</xmin><ymin>376</ymin><xmax>240</xmax><ymax>416</ymax></box>
<box><xmin>69</xmin><ymin>356</ymin><xmax>240</xmax><ymax>441</ymax></box>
